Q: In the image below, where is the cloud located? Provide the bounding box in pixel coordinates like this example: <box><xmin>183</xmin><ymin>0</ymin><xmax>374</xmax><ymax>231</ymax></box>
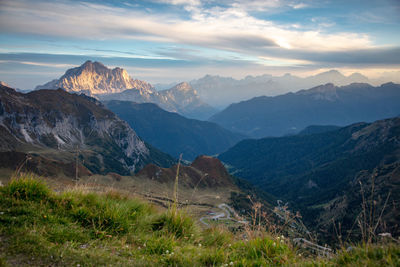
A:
<box><xmin>0</xmin><ymin>0</ymin><xmax>375</xmax><ymax>55</ymax></box>
<box><xmin>263</xmin><ymin>47</ymin><xmax>400</xmax><ymax>66</ymax></box>
<box><xmin>0</xmin><ymin>60</ymin><xmax>75</xmax><ymax>68</ymax></box>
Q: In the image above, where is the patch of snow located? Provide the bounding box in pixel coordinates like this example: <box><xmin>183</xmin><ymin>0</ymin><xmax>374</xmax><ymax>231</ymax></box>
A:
<box><xmin>20</xmin><ymin>127</ymin><xmax>33</xmax><ymax>143</ymax></box>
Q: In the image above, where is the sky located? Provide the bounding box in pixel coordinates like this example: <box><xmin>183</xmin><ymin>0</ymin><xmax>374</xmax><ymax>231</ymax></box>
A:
<box><xmin>0</xmin><ymin>0</ymin><xmax>399</xmax><ymax>89</ymax></box>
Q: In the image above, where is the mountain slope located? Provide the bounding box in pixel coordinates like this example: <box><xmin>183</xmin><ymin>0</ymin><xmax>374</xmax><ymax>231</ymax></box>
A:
<box><xmin>210</xmin><ymin>82</ymin><xmax>400</xmax><ymax>138</ymax></box>
<box><xmin>105</xmin><ymin>100</ymin><xmax>245</xmax><ymax>160</ymax></box>
<box><xmin>218</xmin><ymin>117</ymin><xmax>400</xmax><ymax>239</ymax></box>
<box><xmin>0</xmin><ymin>85</ymin><xmax>174</xmax><ymax>176</ymax></box>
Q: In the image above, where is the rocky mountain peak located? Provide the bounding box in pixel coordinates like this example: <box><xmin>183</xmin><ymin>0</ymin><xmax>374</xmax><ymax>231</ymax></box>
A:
<box><xmin>35</xmin><ymin>61</ymin><xmax>155</xmax><ymax>95</ymax></box>
<box><xmin>0</xmin><ymin>81</ymin><xmax>10</xmax><ymax>87</ymax></box>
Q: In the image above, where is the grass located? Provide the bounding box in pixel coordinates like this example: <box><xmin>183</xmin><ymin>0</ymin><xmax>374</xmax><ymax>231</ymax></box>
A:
<box><xmin>0</xmin><ymin>174</ymin><xmax>399</xmax><ymax>266</ymax></box>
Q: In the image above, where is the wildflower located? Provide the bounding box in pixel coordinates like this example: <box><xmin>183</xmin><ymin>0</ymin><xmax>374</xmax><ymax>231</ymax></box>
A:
<box><xmin>198</xmin><ymin>243</ymin><xmax>202</xmax><ymax>247</ymax></box>
<box><xmin>166</xmin><ymin>250</ymin><xmax>169</xmax><ymax>254</ymax></box>
<box><xmin>229</xmin><ymin>262</ymin><xmax>234</xmax><ymax>266</ymax></box>
<box><xmin>273</xmin><ymin>242</ymin><xmax>276</xmax><ymax>246</ymax></box>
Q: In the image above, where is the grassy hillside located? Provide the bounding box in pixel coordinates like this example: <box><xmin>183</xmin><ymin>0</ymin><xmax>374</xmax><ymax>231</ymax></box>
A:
<box><xmin>1</xmin><ymin>175</ymin><xmax>399</xmax><ymax>266</ymax></box>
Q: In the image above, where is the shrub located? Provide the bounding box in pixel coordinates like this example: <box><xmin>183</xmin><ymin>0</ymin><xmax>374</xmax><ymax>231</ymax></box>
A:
<box><xmin>144</xmin><ymin>235</ymin><xmax>176</xmax><ymax>255</ymax></box>
<box><xmin>1</xmin><ymin>175</ymin><xmax>51</xmax><ymax>201</ymax></box>
<box><xmin>199</xmin><ymin>248</ymin><xmax>226</xmax><ymax>266</ymax></box>
<box><xmin>201</xmin><ymin>226</ymin><xmax>233</xmax><ymax>247</ymax></box>
<box><xmin>68</xmin><ymin>192</ymin><xmax>148</xmax><ymax>235</ymax></box>
<box><xmin>152</xmin><ymin>209</ymin><xmax>196</xmax><ymax>239</ymax></box>
<box><xmin>231</xmin><ymin>237</ymin><xmax>293</xmax><ymax>266</ymax></box>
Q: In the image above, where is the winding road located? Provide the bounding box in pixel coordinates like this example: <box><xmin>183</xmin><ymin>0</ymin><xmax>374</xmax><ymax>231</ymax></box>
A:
<box><xmin>200</xmin><ymin>203</ymin><xmax>247</xmax><ymax>226</ymax></box>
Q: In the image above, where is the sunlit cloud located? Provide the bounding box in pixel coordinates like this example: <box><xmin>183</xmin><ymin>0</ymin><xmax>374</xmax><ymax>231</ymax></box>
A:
<box><xmin>0</xmin><ymin>0</ymin><xmax>375</xmax><ymax>54</ymax></box>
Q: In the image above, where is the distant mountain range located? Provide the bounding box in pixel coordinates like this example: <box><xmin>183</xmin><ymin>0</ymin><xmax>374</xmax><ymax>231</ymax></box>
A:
<box><xmin>105</xmin><ymin>100</ymin><xmax>245</xmax><ymax>160</ymax></box>
<box><xmin>186</xmin><ymin>70</ymin><xmax>399</xmax><ymax>108</ymax></box>
<box><xmin>36</xmin><ymin>61</ymin><xmax>216</xmax><ymax>120</ymax></box>
<box><xmin>210</xmin><ymin>82</ymin><xmax>400</xmax><ymax>138</ymax></box>
<box><xmin>219</xmin><ymin>116</ymin><xmax>400</xmax><ymax>240</ymax></box>
<box><xmin>0</xmin><ymin>84</ymin><xmax>174</xmax><ymax>176</ymax></box>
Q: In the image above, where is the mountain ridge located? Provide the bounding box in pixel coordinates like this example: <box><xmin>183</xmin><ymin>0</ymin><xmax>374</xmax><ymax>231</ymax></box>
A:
<box><xmin>218</xmin><ymin>116</ymin><xmax>400</xmax><ymax>241</ymax></box>
<box><xmin>189</xmin><ymin>70</ymin><xmax>375</xmax><ymax>107</ymax></box>
<box><xmin>105</xmin><ymin>100</ymin><xmax>245</xmax><ymax>160</ymax></box>
<box><xmin>210</xmin><ymin>82</ymin><xmax>400</xmax><ymax>138</ymax></box>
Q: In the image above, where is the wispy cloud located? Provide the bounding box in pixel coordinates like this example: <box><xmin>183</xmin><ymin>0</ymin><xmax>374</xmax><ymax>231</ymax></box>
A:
<box><xmin>0</xmin><ymin>60</ymin><xmax>75</xmax><ymax>68</ymax></box>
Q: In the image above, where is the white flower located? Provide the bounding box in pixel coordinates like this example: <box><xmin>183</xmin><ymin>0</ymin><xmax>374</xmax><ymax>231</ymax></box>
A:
<box><xmin>166</xmin><ymin>250</ymin><xmax>169</xmax><ymax>254</ymax></box>
<box><xmin>229</xmin><ymin>261</ymin><xmax>234</xmax><ymax>265</ymax></box>
<box><xmin>198</xmin><ymin>243</ymin><xmax>202</xmax><ymax>247</ymax></box>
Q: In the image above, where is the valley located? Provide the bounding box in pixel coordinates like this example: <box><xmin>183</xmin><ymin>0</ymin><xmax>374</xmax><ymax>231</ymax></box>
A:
<box><xmin>1</xmin><ymin>60</ymin><xmax>400</xmax><ymax>265</ymax></box>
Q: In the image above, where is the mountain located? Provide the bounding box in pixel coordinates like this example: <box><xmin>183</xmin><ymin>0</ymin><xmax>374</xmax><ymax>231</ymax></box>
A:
<box><xmin>218</xmin><ymin>117</ymin><xmax>400</xmax><ymax>240</ymax></box>
<box><xmin>35</xmin><ymin>60</ymin><xmax>154</xmax><ymax>95</ymax></box>
<box><xmin>210</xmin><ymin>82</ymin><xmax>400</xmax><ymax>138</ymax></box>
<box><xmin>36</xmin><ymin>61</ymin><xmax>216</xmax><ymax>120</ymax></box>
<box><xmin>0</xmin><ymin>84</ymin><xmax>175</xmax><ymax>176</ymax></box>
<box><xmin>190</xmin><ymin>70</ymin><xmax>371</xmax><ymax>107</ymax></box>
<box><xmin>105</xmin><ymin>100</ymin><xmax>245</xmax><ymax>160</ymax></box>
<box><xmin>101</xmin><ymin>82</ymin><xmax>217</xmax><ymax>120</ymax></box>
<box><xmin>158</xmin><ymin>82</ymin><xmax>217</xmax><ymax>120</ymax></box>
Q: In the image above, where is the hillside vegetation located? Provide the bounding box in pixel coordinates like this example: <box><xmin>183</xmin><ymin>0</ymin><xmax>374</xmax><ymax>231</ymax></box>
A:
<box><xmin>1</xmin><ymin>175</ymin><xmax>399</xmax><ymax>266</ymax></box>
<box><xmin>219</xmin><ymin>117</ymin><xmax>400</xmax><ymax>242</ymax></box>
